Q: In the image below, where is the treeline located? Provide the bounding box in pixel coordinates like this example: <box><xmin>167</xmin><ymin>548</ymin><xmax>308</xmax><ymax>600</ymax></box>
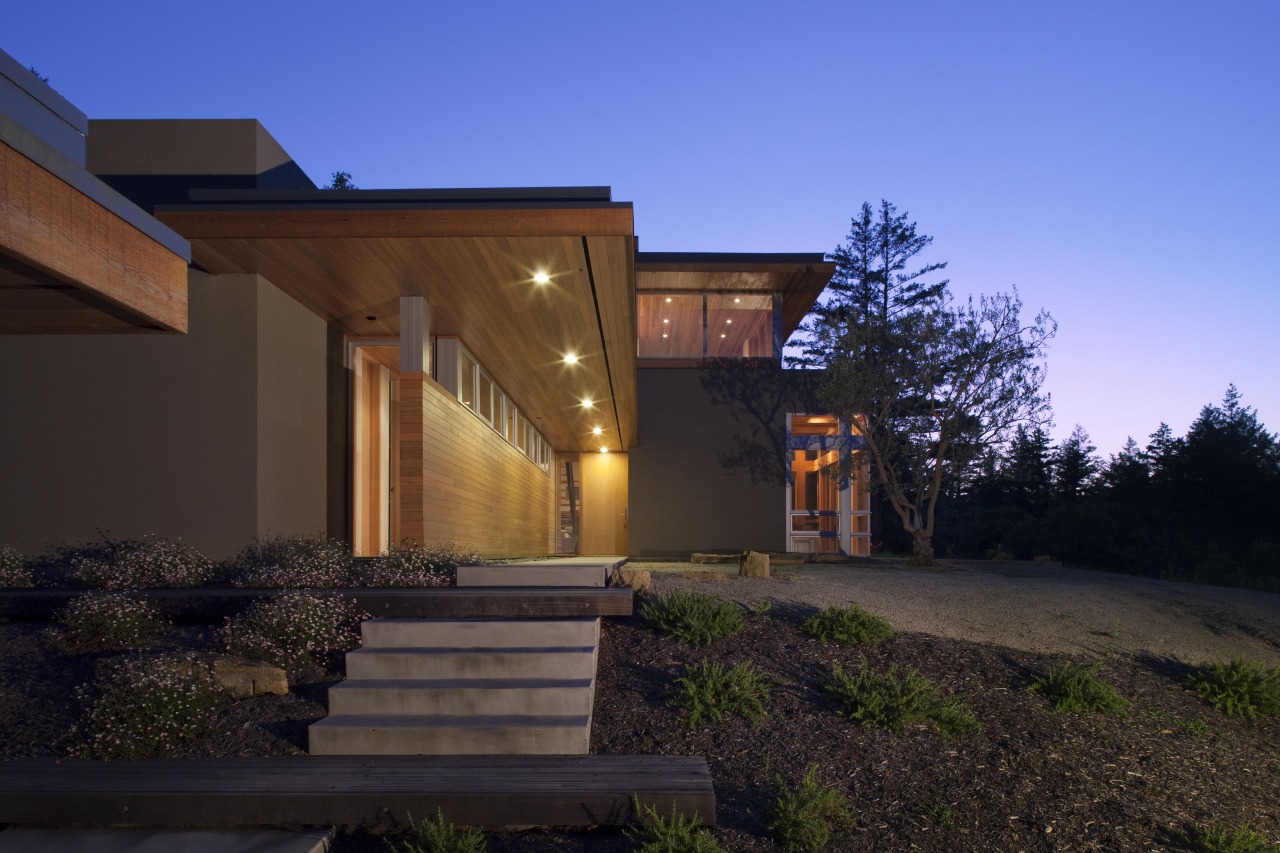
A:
<box><xmin>887</xmin><ymin>386</ymin><xmax>1279</xmax><ymax>591</ymax></box>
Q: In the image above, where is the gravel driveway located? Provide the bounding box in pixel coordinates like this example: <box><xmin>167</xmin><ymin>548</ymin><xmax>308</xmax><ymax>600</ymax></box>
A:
<box><xmin>642</xmin><ymin>560</ymin><xmax>1280</xmax><ymax>665</ymax></box>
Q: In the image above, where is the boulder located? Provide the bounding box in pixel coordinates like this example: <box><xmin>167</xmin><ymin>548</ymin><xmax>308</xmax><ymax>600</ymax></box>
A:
<box><xmin>609</xmin><ymin>567</ymin><xmax>652</xmax><ymax>594</ymax></box>
<box><xmin>739</xmin><ymin>550</ymin><xmax>771</xmax><ymax>578</ymax></box>
<box><xmin>212</xmin><ymin>657</ymin><xmax>288</xmax><ymax>700</ymax></box>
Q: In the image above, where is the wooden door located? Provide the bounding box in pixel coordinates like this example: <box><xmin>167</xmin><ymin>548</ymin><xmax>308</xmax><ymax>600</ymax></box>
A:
<box><xmin>580</xmin><ymin>452</ymin><xmax>628</xmax><ymax>555</ymax></box>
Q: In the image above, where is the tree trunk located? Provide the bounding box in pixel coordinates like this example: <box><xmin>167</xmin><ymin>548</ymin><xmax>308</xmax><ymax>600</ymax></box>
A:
<box><xmin>909</xmin><ymin>531</ymin><xmax>936</xmax><ymax>566</ymax></box>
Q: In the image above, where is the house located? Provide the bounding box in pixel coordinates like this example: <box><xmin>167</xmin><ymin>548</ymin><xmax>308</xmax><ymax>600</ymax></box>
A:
<box><xmin>0</xmin><ymin>48</ymin><xmax>869</xmax><ymax>562</ymax></box>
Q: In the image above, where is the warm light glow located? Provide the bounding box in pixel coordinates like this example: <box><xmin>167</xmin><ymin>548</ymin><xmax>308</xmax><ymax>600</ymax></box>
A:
<box><xmin>533</xmin><ymin>271</ymin><xmax>551</xmax><ymax>285</ymax></box>
<box><xmin>720</xmin><ymin>333</ymin><xmax>726</xmax><ymax>338</ymax></box>
<box><xmin>664</xmin><ymin>297</ymin><xmax>672</xmax><ymax>303</ymax></box>
<box><xmin>581</xmin><ymin>398</ymin><xmax>594</xmax><ymax>408</ymax></box>
<box><xmin>733</xmin><ymin>297</ymin><xmax>741</xmax><ymax>303</ymax></box>
<box><xmin>599</xmin><ymin>447</ymin><xmax>609</xmax><ymax>454</ymax></box>
<box><xmin>662</xmin><ymin>318</ymin><xmax>669</xmax><ymax>324</ymax></box>
<box><xmin>661</xmin><ymin>333</ymin><xmax>668</xmax><ymax>338</ymax></box>
<box><xmin>725</xmin><ymin>319</ymin><xmax>733</xmax><ymax>324</ymax></box>
<box><xmin>563</xmin><ymin>353</ymin><xmax>579</xmax><ymax>364</ymax></box>
<box><xmin>592</xmin><ymin>426</ymin><xmax>603</xmax><ymax>435</ymax></box>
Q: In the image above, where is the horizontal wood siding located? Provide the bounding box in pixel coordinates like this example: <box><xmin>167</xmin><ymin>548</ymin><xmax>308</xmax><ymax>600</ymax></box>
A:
<box><xmin>399</xmin><ymin>371</ymin><xmax>554</xmax><ymax>557</ymax></box>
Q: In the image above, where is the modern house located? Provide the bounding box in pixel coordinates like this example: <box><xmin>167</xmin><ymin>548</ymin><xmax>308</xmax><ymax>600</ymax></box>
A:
<box><xmin>0</xmin><ymin>48</ymin><xmax>870</xmax><ymax>562</ymax></box>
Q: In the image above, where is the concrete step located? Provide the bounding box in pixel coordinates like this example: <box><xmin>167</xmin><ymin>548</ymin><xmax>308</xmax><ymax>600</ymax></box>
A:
<box><xmin>456</xmin><ymin>564</ymin><xmax>608</xmax><ymax>587</ymax></box>
<box><xmin>361</xmin><ymin>617</ymin><xmax>600</xmax><ymax>648</ymax></box>
<box><xmin>326</xmin><ymin>677</ymin><xmax>594</xmax><ymax>716</ymax></box>
<box><xmin>0</xmin><ymin>828</ymin><xmax>333</xmax><ymax>853</ymax></box>
<box><xmin>308</xmin><ymin>714</ymin><xmax>591</xmax><ymax>755</ymax></box>
<box><xmin>344</xmin><ymin>646</ymin><xmax>597</xmax><ymax>680</ymax></box>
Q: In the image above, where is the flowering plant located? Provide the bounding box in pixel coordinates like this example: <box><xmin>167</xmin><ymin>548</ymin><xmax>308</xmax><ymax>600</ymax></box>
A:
<box><xmin>233</xmin><ymin>535</ymin><xmax>355</xmax><ymax>588</ymax></box>
<box><xmin>221</xmin><ymin>590</ymin><xmax>366</xmax><ymax>675</ymax></box>
<box><xmin>0</xmin><ymin>546</ymin><xmax>31</xmax><ymax>588</ymax></box>
<box><xmin>68</xmin><ymin>534</ymin><xmax>213</xmax><ymax>589</ymax></box>
<box><xmin>359</xmin><ymin>542</ymin><xmax>475</xmax><ymax>587</ymax></box>
<box><xmin>47</xmin><ymin>591</ymin><xmax>167</xmax><ymax>652</ymax></box>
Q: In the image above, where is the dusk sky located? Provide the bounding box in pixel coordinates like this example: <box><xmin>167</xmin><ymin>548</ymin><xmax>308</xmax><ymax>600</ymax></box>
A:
<box><xmin>8</xmin><ymin>1</ymin><xmax>1277</xmax><ymax>457</ymax></box>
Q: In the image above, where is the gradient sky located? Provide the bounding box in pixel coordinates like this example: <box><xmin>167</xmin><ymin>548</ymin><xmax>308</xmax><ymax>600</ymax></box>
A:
<box><xmin>7</xmin><ymin>1</ymin><xmax>1277</xmax><ymax>457</ymax></box>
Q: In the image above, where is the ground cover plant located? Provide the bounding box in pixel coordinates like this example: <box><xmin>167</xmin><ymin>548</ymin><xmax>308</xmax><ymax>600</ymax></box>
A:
<box><xmin>1027</xmin><ymin>659</ymin><xmax>1131</xmax><ymax>715</ymax></box>
<box><xmin>233</xmin><ymin>534</ymin><xmax>355</xmax><ymax>588</ymax></box>
<box><xmin>625</xmin><ymin>801</ymin><xmax>723</xmax><ymax>853</ymax></box>
<box><xmin>0</xmin><ymin>546</ymin><xmax>32</xmax><ymax>587</ymax></box>
<box><xmin>639</xmin><ymin>589</ymin><xmax>744</xmax><ymax>645</ymax></box>
<box><xmin>669</xmin><ymin>660</ymin><xmax>771</xmax><ymax>728</ymax></box>
<box><xmin>53</xmin><ymin>534</ymin><xmax>214</xmax><ymax>589</ymax></box>
<box><xmin>800</xmin><ymin>604</ymin><xmax>893</xmax><ymax>645</ymax></box>
<box><xmin>384</xmin><ymin>809</ymin><xmax>487</xmax><ymax>853</ymax></box>
<box><xmin>74</xmin><ymin>655</ymin><xmax>225</xmax><ymax>759</ymax></box>
<box><xmin>221</xmin><ymin>590</ymin><xmax>366</xmax><ymax>675</ymax></box>
<box><xmin>361</xmin><ymin>542</ymin><xmax>476</xmax><ymax>587</ymax></box>
<box><xmin>1181</xmin><ymin>822</ymin><xmax>1280</xmax><ymax>853</ymax></box>
<box><xmin>46</xmin><ymin>591</ymin><xmax>166</xmax><ymax>652</ymax></box>
<box><xmin>824</xmin><ymin>657</ymin><xmax>980</xmax><ymax>739</ymax></box>
<box><xmin>1186</xmin><ymin>657</ymin><xmax>1280</xmax><ymax>719</ymax></box>
<box><xmin>766</xmin><ymin>765</ymin><xmax>855</xmax><ymax>852</ymax></box>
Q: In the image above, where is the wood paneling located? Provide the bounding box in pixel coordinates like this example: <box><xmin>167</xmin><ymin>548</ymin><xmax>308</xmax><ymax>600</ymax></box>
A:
<box><xmin>580</xmin><ymin>452</ymin><xmax>628</xmax><ymax>556</ymax></box>
<box><xmin>0</xmin><ymin>142</ymin><xmax>188</xmax><ymax>333</ymax></box>
<box><xmin>399</xmin><ymin>371</ymin><xmax>556</xmax><ymax>557</ymax></box>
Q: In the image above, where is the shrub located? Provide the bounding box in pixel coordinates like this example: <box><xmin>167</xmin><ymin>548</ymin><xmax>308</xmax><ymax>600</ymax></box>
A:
<box><xmin>75</xmin><ymin>656</ymin><xmax>225</xmax><ymax>759</ymax></box>
<box><xmin>640</xmin><ymin>589</ymin><xmax>744</xmax><ymax>645</ymax></box>
<box><xmin>0</xmin><ymin>546</ymin><xmax>32</xmax><ymax>588</ymax></box>
<box><xmin>801</xmin><ymin>605</ymin><xmax>894</xmax><ymax>645</ymax></box>
<box><xmin>233</xmin><ymin>534</ymin><xmax>355</xmax><ymax>588</ymax></box>
<box><xmin>48</xmin><ymin>591</ymin><xmax>166</xmax><ymax>652</ymax></box>
<box><xmin>1181</xmin><ymin>822</ymin><xmax>1279</xmax><ymax>853</ymax></box>
<box><xmin>625</xmin><ymin>800</ymin><xmax>723</xmax><ymax>853</ymax></box>
<box><xmin>361</xmin><ymin>542</ymin><xmax>474</xmax><ymax>588</ymax></box>
<box><xmin>68</xmin><ymin>534</ymin><xmax>213</xmax><ymax>589</ymax></box>
<box><xmin>825</xmin><ymin>657</ymin><xmax>980</xmax><ymax>739</ymax></box>
<box><xmin>1028</xmin><ymin>661</ymin><xmax>1130</xmax><ymax>715</ymax></box>
<box><xmin>1187</xmin><ymin>657</ymin><xmax>1280</xmax><ymax>719</ymax></box>
<box><xmin>385</xmin><ymin>809</ymin><xmax>486</xmax><ymax>853</ymax></box>
<box><xmin>767</xmin><ymin>766</ymin><xmax>855</xmax><ymax>852</ymax></box>
<box><xmin>669</xmin><ymin>660</ymin><xmax>771</xmax><ymax>728</ymax></box>
<box><xmin>221</xmin><ymin>590</ymin><xmax>366</xmax><ymax>675</ymax></box>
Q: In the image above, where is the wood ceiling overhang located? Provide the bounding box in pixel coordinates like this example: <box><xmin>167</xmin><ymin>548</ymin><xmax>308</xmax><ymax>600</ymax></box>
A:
<box><xmin>156</xmin><ymin>199</ymin><xmax>638</xmax><ymax>453</ymax></box>
<box><xmin>635</xmin><ymin>252</ymin><xmax>835</xmax><ymax>340</ymax></box>
<box><xmin>0</xmin><ymin>141</ymin><xmax>189</xmax><ymax>333</ymax></box>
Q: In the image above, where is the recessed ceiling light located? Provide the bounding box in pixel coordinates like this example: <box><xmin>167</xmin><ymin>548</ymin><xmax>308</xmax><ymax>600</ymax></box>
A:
<box><xmin>726</xmin><ymin>319</ymin><xmax>733</xmax><ymax>324</ymax></box>
<box><xmin>592</xmin><ymin>426</ymin><xmax>603</xmax><ymax>435</ymax></box>
<box><xmin>720</xmin><ymin>333</ymin><xmax>727</xmax><ymax>338</ymax></box>
<box><xmin>733</xmin><ymin>297</ymin><xmax>741</xmax><ymax>303</ymax></box>
<box><xmin>533</xmin><ymin>271</ymin><xmax>551</xmax><ymax>284</ymax></box>
<box><xmin>599</xmin><ymin>447</ymin><xmax>609</xmax><ymax>454</ymax></box>
<box><xmin>665</xmin><ymin>297</ymin><xmax>672</xmax><ymax>303</ymax></box>
<box><xmin>563</xmin><ymin>353</ymin><xmax>579</xmax><ymax>364</ymax></box>
<box><xmin>581</xmin><ymin>398</ymin><xmax>594</xmax><ymax>408</ymax></box>
<box><xmin>661</xmin><ymin>333</ymin><xmax>668</xmax><ymax>339</ymax></box>
<box><xmin>662</xmin><ymin>318</ymin><xmax>669</xmax><ymax>324</ymax></box>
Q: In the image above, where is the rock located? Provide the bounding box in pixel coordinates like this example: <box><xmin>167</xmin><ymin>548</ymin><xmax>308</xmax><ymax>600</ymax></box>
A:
<box><xmin>609</xmin><ymin>567</ymin><xmax>652</xmax><ymax>593</ymax></box>
<box><xmin>212</xmin><ymin>657</ymin><xmax>288</xmax><ymax>700</ymax></box>
<box><xmin>739</xmin><ymin>550</ymin><xmax>770</xmax><ymax>578</ymax></box>
<box><xmin>691</xmin><ymin>553</ymin><xmax>739</xmax><ymax>565</ymax></box>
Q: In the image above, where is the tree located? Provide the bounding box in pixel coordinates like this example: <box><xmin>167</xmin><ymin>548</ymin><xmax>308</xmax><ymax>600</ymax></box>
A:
<box><xmin>323</xmin><ymin>171</ymin><xmax>358</xmax><ymax>190</ymax></box>
<box><xmin>804</xmin><ymin>202</ymin><xmax>1055</xmax><ymax>565</ymax></box>
<box><xmin>1051</xmin><ymin>424</ymin><xmax>1100</xmax><ymax>501</ymax></box>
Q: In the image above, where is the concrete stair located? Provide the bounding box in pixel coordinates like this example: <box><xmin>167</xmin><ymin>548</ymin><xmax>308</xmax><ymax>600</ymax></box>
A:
<box><xmin>309</xmin><ymin>563</ymin><xmax>623</xmax><ymax>756</ymax></box>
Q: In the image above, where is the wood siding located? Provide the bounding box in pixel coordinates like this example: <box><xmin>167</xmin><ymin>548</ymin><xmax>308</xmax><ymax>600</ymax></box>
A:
<box><xmin>398</xmin><ymin>371</ymin><xmax>555</xmax><ymax>557</ymax></box>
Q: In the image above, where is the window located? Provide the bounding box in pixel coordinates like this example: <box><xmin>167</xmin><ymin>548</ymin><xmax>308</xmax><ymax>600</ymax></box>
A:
<box><xmin>707</xmin><ymin>294</ymin><xmax>773</xmax><ymax>358</ymax></box>
<box><xmin>459</xmin><ymin>352</ymin><xmax>476</xmax><ymax>409</ymax></box>
<box><xmin>637</xmin><ymin>293</ymin><xmax>773</xmax><ymax>360</ymax></box>
<box><xmin>637</xmin><ymin>294</ymin><xmax>703</xmax><ymax>358</ymax></box>
<box><xmin>477</xmin><ymin>370</ymin><xmax>493</xmax><ymax>426</ymax></box>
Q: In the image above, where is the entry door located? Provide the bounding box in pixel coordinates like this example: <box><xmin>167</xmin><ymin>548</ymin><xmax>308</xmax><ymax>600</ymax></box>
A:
<box><xmin>580</xmin><ymin>452</ymin><xmax>628</xmax><ymax>555</ymax></box>
<box><xmin>352</xmin><ymin>345</ymin><xmax>399</xmax><ymax>556</ymax></box>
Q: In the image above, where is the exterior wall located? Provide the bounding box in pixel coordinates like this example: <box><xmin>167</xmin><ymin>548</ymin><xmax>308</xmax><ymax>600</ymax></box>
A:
<box><xmin>0</xmin><ymin>271</ymin><xmax>327</xmax><ymax>559</ymax></box>
<box><xmin>629</xmin><ymin>367</ymin><xmax>818</xmax><ymax>556</ymax></box>
<box><xmin>398</xmin><ymin>372</ymin><xmax>555</xmax><ymax>558</ymax></box>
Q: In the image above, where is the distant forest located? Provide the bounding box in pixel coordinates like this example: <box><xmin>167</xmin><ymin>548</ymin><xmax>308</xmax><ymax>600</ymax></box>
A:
<box><xmin>876</xmin><ymin>385</ymin><xmax>1280</xmax><ymax>592</ymax></box>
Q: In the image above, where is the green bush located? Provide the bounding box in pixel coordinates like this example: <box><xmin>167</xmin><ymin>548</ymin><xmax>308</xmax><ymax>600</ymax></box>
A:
<box><xmin>640</xmin><ymin>589</ymin><xmax>744</xmax><ymax>645</ymax></box>
<box><xmin>75</xmin><ymin>656</ymin><xmax>225</xmax><ymax>759</ymax></box>
<box><xmin>0</xmin><ymin>546</ymin><xmax>32</xmax><ymax>588</ymax></box>
<box><xmin>801</xmin><ymin>605</ymin><xmax>894</xmax><ymax>645</ymax></box>
<box><xmin>625</xmin><ymin>800</ymin><xmax>723</xmax><ymax>853</ymax></box>
<box><xmin>1181</xmin><ymin>822</ymin><xmax>1279</xmax><ymax>853</ymax></box>
<box><xmin>66</xmin><ymin>534</ymin><xmax>213</xmax><ymax>589</ymax></box>
<box><xmin>767</xmin><ymin>766</ymin><xmax>855</xmax><ymax>852</ymax></box>
<box><xmin>221</xmin><ymin>591</ymin><xmax>366</xmax><ymax>675</ymax></box>
<box><xmin>825</xmin><ymin>657</ymin><xmax>980</xmax><ymax>739</ymax></box>
<box><xmin>1028</xmin><ymin>661</ymin><xmax>1129</xmax><ymax>715</ymax></box>
<box><xmin>361</xmin><ymin>542</ymin><xmax>476</xmax><ymax>588</ymax></box>
<box><xmin>233</xmin><ymin>534</ymin><xmax>355</xmax><ymax>588</ymax></box>
<box><xmin>48</xmin><ymin>591</ymin><xmax>166</xmax><ymax>652</ymax></box>
<box><xmin>1187</xmin><ymin>657</ymin><xmax>1280</xmax><ymax>719</ymax></box>
<box><xmin>384</xmin><ymin>809</ymin><xmax>486</xmax><ymax>853</ymax></box>
<box><xmin>669</xmin><ymin>660</ymin><xmax>771</xmax><ymax>728</ymax></box>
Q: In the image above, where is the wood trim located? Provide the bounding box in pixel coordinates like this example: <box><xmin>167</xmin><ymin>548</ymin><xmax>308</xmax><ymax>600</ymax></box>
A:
<box><xmin>0</xmin><ymin>142</ymin><xmax>188</xmax><ymax>333</ymax></box>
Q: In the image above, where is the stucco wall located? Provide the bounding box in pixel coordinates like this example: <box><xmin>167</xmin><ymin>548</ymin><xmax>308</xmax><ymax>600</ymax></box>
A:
<box><xmin>0</xmin><ymin>271</ymin><xmax>327</xmax><ymax>559</ymax></box>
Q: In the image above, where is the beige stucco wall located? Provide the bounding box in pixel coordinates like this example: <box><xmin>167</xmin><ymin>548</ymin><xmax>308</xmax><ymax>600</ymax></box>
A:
<box><xmin>0</xmin><ymin>270</ymin><xmax>327</xmax><ymax>559</ymax></box>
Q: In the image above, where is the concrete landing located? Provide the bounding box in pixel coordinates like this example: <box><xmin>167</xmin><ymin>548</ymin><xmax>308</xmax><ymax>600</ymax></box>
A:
<box><xmin>0</xmin><ymin>828</ymin><xmax>332</xmax><ymax>852</ymax></box>
<box><xmin>456</xmin><ymin>557</ymin><xmax>626</xmax><ymax>588</ymax></box>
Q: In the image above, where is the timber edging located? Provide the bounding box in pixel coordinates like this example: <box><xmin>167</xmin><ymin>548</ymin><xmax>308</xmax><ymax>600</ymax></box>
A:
<box><xmin>0</xmin><ymin>587</ymin><xmax>634</xmax><ymax>621</ymax></box>
<box><xmin>0</xmin><ymin>755</ymin><xmax>714</xmax><ymax>829</ymax></box>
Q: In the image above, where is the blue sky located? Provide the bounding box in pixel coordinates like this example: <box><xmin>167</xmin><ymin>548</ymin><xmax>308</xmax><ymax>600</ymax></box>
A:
<box><xmin>8</xmin><ymin>1</ymin><xmax>1278</xmax><ymax>456</ymax></box>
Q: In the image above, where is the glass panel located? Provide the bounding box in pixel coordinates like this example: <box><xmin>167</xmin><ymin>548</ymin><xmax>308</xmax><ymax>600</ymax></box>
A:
<box><xmin>790</xmin><ymin>448</ymin><xmax>840</xmax><ymax>512</ymax></box>
<box><xmin>477</xmin><ymin>371</ymin><xmax>493</xmax><ymax>425</ymax></box>
<box><xmin>791</xmin><ymin>415</ymin><xmax>840</xmax><ymax>436</ymax></box>
<box><xmin>851</xmin><ymin>513</ymin><xmax>871</xmax><ymax>534</ymax></box>
<box><xmin>517</xmin><ymin>413</ymin><xmax>527</xmax><ymax>454</ymax></box>
<box><xmin>707</xmin><ymin>294</ymin><xmax>772</xmax><ymax>358</ymax></box>
<box><xmin>790</xmin><ymin>536</ymin><xmax>841</xmax><ymax>554</ymax></box>
<box><xmin>791</xmin><ymin>514</ymin><xmax>840</xmax><ymax>533</ymax></box>
<box><xmin>459</xmin><ymin>353</ymin><xmax>476</xmax><ymax>409</ymax></box>
<box><xmin>638</xmin><ymin>294</ymin><xmax>702</xmax><ymax>358</ymax></box>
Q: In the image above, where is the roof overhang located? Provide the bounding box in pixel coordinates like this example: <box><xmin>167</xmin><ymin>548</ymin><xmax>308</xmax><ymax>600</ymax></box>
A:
<box><xmin>157</xmin><ymin>191</ymin><xmax>637</xmax><ymax>452</ymax></box>
<box><xmin>635</xmin><ymin>252</ymin><xmax>834</xmax><ymax>340</ymax></box>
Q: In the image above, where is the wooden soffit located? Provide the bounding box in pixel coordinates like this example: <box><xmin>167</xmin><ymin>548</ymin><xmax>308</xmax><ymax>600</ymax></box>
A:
<box><xmin>0</xmin><ymin>141</ymin><xmax>189</xmax><ymax>333</ymax></box>
<box><xmin>635</xmin><ymin>252</ymin><xmax>834</xmax><ymax>339</ymax></box>
<box><xmin>157</xmin><ymin>202</ymin><xmax>638</xmax><ymax>452</ymax></box>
